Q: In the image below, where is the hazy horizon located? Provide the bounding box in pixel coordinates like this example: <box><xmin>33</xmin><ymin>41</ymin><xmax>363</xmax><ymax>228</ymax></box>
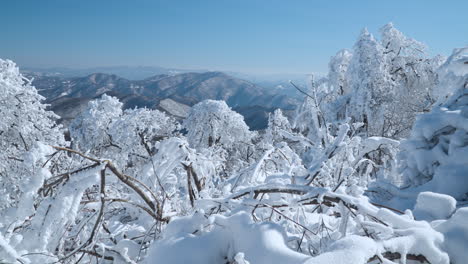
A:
<box><xmin>2</xmin><ymin>0</ymin><xmax>467</xmax><ymax>75</ymax></box>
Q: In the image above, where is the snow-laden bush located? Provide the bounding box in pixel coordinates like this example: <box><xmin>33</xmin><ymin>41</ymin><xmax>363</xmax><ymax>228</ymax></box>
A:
<box><xmin>145</xmin><ymin>183</ymin><xmax>450</xmax><ymax>264</ymax></box>
<box><xmin>398</xmin><ymin>47</ymin><xmax>468</xmax><ymax>199</ymax></box>
<box><xmin>70</xmin><ymin>94</ymin><xmax>179</xmax><ymax>172</ymax></box>
<box><xmin>263</xmin><ymin>109</ymin><xmax>293</xmax><ymax>145</ymax></box>
<box><xmin>184</xmin><ymin>100</ymin><xmax>253</xmax><ymax>151</ymax></box>
<box><xmin>184</xmin><ymin>99</ymin><xmax>256</xmax><ymax>181</ymax></box>
<box><xmin>69</xmin><ymin>94</ymin><xmax>124</xmax><ymax>153</ymax></box>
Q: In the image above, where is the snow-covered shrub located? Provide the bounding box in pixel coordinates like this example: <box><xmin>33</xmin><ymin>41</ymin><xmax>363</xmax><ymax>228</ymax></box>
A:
<box><xmin>183</xmin><ymin>100</ymin><xmax>256</xmax><ymax>180</ymax></box>
<box><xmin>184</xmin><ymin>99</ymin><xmax>253</xmax><ymax>151</ymax></box>
<box><xmin>144</xmin><ymin>212</ymin><xmax>309</xmax><ymax>264</ymax></box>
<box><xmin>292</xmin><ymin>78</ymin><xmax>329</xmax><ymax>147</ymax></box>
<box><xmin>263</xmin><ymin>109</ymin><xmax>293</xmax><ymax>145</ymax></box>
<box><xmin>70</xmin><ymin>94</ymin><xmax>179</xmax><ymax>172</ymax></box>
<box><xmin>0</xmin><ymin>60</ymin><xmax>87</xmax><ymax>263</ymax></box>
<box><xmin>302</xmin><ymin>124</ymin><xmax>399</xmax><ymax>189</ymax></box>
<box><xmin>69</xmin><ymin>94</ymin><xmax>123</xmax><ymax>153</ymax></box>
<box><xmin>145</xmin><ymin>183</ymin><xmax>450</xmax><ymax>264</ymax></box>
<box><xmin>110</xmin><ymin>107</ymin><xmax>179</xmax><ymax>154</ymax></box>
<box><xmin>140</xmin><ymin>137</ymin><xmax>218</xmax><ymax>215</ymax></box>
<box><xmin>0</xmin><ymin>89</ymin><xmax>183</xmax><ymax>263</ymax></box>
<box><xmin>109</xmin><ymin>107</ymin><xmax>180</xmax><ymax>174</ymax></box>
<box><xmin>398</xmin><ymin>48</ymin><xmax>468</xmax><ymax>199</ymax></box>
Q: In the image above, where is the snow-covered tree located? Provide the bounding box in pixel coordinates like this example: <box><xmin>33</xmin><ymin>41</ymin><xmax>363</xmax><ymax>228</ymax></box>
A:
<box><xmin>346</xmin><ymin>29</ymin><xmax>394</xmax><ymax>137</ymax></box>
<box><xmin>69</xmin><ymin>94</ymin><xmax>123</xmax><ymax>153</ymax></box>
<box><xmin>379</xmin><ymin>23</ymin><xmax>440</xmax><ymax>137</ymax></box>
<box><xmin>183</xmin><ymin>100</ymin><xmax>257</xmax><ymax>179</ymax></box>
<box><xmin>324</xmin><ymin>49</ymin><xmax>353</xmax><ymax>121</ymax></box>
<box><xmin>70</xmin><ymin>94</ymin><xmax>179</xmax><ymax>172</ymax></box>
<box><xmin>329</xmin><ymin>24</ymin><xmax>442</xmax><ymax>138</ymax></box>
<box><xmin>263</xmin><ymin>109</ymin><xmax>293</xmax><ymax>145</ymax></box>
<box><xmin>328</xmin><ymin>49</ymin><xmax>353</xmax><ymax>96</ymax></box>
<box><xmin>0</xmin><ymin>60</ymin><xmax>80</xmax><ymax>263</ymax></box>
<box><xmin>293</xmin><ymin>77</ymin><xmax>330</xmax><ymax>148</ymax></box>
<box><xmin>0</xmin><ymin>59</ymin><xmax>65</xmax><ymax>210</ymax></box>
<box><xmin>184</xmin><ymin>100</ymin><xmax>253</xmax><ymax>151</ymax></box>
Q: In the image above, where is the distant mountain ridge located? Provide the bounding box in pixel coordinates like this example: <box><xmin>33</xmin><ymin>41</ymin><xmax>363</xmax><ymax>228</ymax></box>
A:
<box><xmin>29</xmin><ymin>71</ymin><xmax>300</xmax><ymax>130</ymax></box>
<box><xmin>22</xmin><ymin>65</ymin><xmax>196</xmax><ymax>80</ymax></box>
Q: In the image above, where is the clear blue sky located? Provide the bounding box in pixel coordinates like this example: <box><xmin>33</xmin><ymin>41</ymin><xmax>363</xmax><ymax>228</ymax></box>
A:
<box><xmin>1</xmin><ymin>0</ymin><xmax>467</xmax><ymax>74</ymax></box>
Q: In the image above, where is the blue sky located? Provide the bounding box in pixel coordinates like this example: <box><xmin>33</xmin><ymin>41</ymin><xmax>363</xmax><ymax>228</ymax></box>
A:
<box><xmin>1</xmin><ymin>0</ymin><xmax>467</xmax><ymax>74</ymax></box>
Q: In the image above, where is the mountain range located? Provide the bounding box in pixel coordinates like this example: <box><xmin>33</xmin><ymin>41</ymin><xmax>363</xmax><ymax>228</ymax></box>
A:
<box><xmin>28</xmin><ymin>71</ymin><xmax>302</xmax><ymax>130</ymax></box>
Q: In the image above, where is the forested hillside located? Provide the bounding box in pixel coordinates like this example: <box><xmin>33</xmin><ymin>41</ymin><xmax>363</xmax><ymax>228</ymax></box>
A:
<box><xmin>28</xmin><ymin>71</ymin><xmax>299</xmax><ymax>130</ymax></box>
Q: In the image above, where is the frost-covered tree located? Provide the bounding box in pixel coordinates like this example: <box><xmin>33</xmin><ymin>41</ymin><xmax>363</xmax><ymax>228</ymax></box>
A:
<box><xmin>0</xmin><ymin>91</ymin><xmax>182</xmax><ymax>263</ymax></box>
<box><xmin>0</xmin><ymin>60</ymin><xmax>79</xmax><ymax>263</ymax></box>
<box><xmin>311</xmin><ymin>26</ymin><xmax>436</xmax><ymax>190</ymax></box>
<box><xmin>0</xmin><ymin>59</ymin><xmax>65</xmax><ymax>210</ymax></box>
<box><xmin>109</xmin><ymin>107</ymin><xmax>180</xmax><ymax>169</ymax></box>
<box><xmin>293</xmin><ymin>77</ymin><xmax>330</xmax><ymax>148</ymax></box>
<box><xmin>69</xmin><ymin>94</ymin><xmax>123</xmax><ymax>153</ymax></box>
<box><xmin>324</xmin><ymin>49</ymin><xmax>353</xmax><ymax>121</ymax></box>
<box><xmin>328</xmin><ymin>49</ymin><xmax>353</xmax><ymax>96</ymax></box>
<box><xmin>332</xmin><ymin>25</ymin><xmax>442</xmax><ymax>138</ymax></box>
<box><xmin>183</xmin><ymin>100</ymin><xmax>256</xmax><ymax>178</ymax></box>
<box><xmin>70</xmin><ymin>94</ymin><xmax>179</xmax><ymax>172</ymax></box>
<box><xmin>263</xmin><ymin>109</ymin><xmax>293</xmax><ymax>145</ymax></box>
<box><xmin>184</xmin><ymin>100</ymin><xmax>253</xmax><ymax>151</ymax></box>
<box><xmin>379</xmin><ymin>23</ymin><xmax>441</xmax><ymax>137</ymax></box>
<box><xmin>346</xmin><ymin>29</ymin><xmax>395</xmax><ymax>137</ymax></box>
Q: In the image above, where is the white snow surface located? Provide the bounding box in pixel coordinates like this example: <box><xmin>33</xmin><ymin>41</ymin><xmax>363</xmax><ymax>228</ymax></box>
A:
<box><xmin>433</xmin><ymin>208</ymin><xmax>468</xmax><ymax>264</ymax></box>
<box><xmin>144</xmin><ymin>212</ymin><xmax>308</xmax><ymax>264</ymax></box>
<box><xmin>413</xmin><ymin>192</ymin><xmax>457</xmax><ymax>221</ymax></box>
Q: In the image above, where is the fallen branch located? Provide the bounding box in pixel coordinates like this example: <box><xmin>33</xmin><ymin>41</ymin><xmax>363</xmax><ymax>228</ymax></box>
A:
<box><xmin>51</xmin><ymin>145</ymin><xmax>169</xmax><ymax>223</ymax></box>
<box><xmin>368</xmin><ymin>252</ymin><xmax>429</xmax><ymax>263</ymax></box>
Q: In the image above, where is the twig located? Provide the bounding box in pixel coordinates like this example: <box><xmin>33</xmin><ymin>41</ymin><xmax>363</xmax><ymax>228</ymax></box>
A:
<box><xmin>290</xmin><ymin>81</ymin><xmax>315</xmax><ymax>100</ymax></box>
<box><xmin>370</xmin><ymin>202</ymin><xmax>405</xmax><ymax>215</ymax></box>
<box><xmin>260</xmin><ymin>203</ymin><xmax>317</xmax><ymax>235</ymax></box>
<box><xmin>78</xmin><ymin>250</ymin><xmax>114</xmax><ymax>261</ymax></box>
<box><xmin>58</xmin><ymin>168</ymin><xmax>107</xmax><ymax>262</ymax></box>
